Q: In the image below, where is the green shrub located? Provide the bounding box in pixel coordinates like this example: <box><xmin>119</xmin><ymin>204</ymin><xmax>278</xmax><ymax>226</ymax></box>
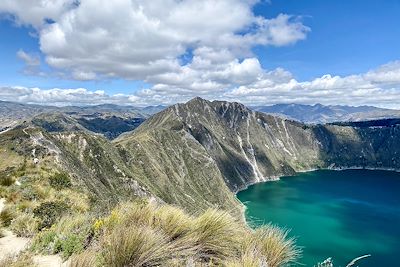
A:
<box><xmin>33</xmin><ymin>201</ymin><xmax>69</xmax><ymax>229</ymax></box>
<box><xmin>32</xmin><ymin>214</ymin><xmax>93</xmax><ymax>259</ymax></box>
<box><xmin>31</xmin><ymin>229</ymin><xmax>57</xmax><ymax>253</ymax></box>
<box><xmin>0</xmin><ymin>206</ymin><xmax>15</xmax><ymax>227</ymax></box>
<box><xmin>10</xmin><ymin>213</ymin><xmax>39</xmax><ymax>237</ymax></box>
<box><xmin>54</xmin><ymin>233</ymin><xmax>86</xmax><ymax>258</ymax></box>
<box><xmin>21</xmin><ymin>186</ymin><xmax>41</xmax><ymax>201</ymax></box>
<box><xmin>49</xmin><ymin>172</ymin><xmax>72</xmax><ymax>190</ymax></box>
<box><xmin>0</xmin><ymin>175</ymin><xmax>15</xmax><ymax>186</ymax></box>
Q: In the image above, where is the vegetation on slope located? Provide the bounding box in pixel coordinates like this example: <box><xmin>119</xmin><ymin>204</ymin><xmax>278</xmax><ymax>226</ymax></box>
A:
<box><xmin>42</xmin><ymin>201</ymin><xmax>299</xmax><ymax>267</ymax></box>
<box><xmin>1</xmin><ymin>97</ymin><xmax>398</xmax><ymax>266</ymax></box>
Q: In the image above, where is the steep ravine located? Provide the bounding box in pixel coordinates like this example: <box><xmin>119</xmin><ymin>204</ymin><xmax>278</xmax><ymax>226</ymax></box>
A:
<box><xmin>115</xmin><ymin>97</ymin><xmax>400</xmax><ymax>215</ymax></box>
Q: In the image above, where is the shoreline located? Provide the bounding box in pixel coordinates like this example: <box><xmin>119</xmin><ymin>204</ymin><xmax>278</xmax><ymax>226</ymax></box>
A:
<box><xmin>234</xmin><ymin>165</ymin><xmax>400</xmax><ymax>225</ymax></box>
<box><xmin>235</xmin><ymin>165</ymin><xmax>400</xmax><ymax>195</ymax></box>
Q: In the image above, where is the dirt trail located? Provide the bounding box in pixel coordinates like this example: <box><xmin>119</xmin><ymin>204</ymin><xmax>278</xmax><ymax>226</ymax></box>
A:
<box><xmin>0</xmin><ymin>198</ymin><xmax>30</xmax><ymax>261</ymax></box>
<box><xmin>0</xmin><ymin>198</ymin><xmax>66</xmax><ymax>266</ymax></box>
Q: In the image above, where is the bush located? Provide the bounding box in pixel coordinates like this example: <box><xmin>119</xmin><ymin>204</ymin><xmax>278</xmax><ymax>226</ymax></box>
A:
<box><xmin>0</xmin><ymin>167</ymin><xmax>16</xmax><ymax>187</ymax></box>
<box><xmin>54</xmin><ymin>233</ymin><xmax>86</xmax><ymax>258</ymax></box>
<box><xmin>31</xmin><ymin>229</ymin><xmax>58</xmax><ymax>254</ymax></box>
<box><xmin>33</xmin><ymin>201</ymin><xmax>69</xmax><ymax>229</ymax></box>
<box><xmin>32</xmin><ymin>214</ymin><xmax>93</xmax><ymax>259</ymax></box>
<box><xmin>10</xmin><ymin>213</ymin><xmax>39</xmax><ymax>237</ymax></box>
<box><xmin>0</xmin><ymin>175</ymin><xmax>15</xmax><ymax>186</ymax></box>
<box><xmin>0</xmin><ymin>206</ymin><xmax>15</xmax><ymax>227</ymax></box>
<box><xmin>49</xmin><ymin>172</ymin><xmax>72</xmax><ymax>190</ymax></box>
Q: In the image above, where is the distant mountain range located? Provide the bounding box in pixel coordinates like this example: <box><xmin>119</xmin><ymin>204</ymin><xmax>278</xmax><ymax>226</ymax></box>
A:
<box><xmin>2</xmin><ymin>100</ymin><xmax>400</xmax><ymax>140</ymax></box>
<box><xmin>0</xmin><ymin>100</ymin><xmax>166</xmax><ymax>138</ymax></box>
<box><xmin>251</xmin><ymin>103</ymin><xmax>400</xmax><ymax>123</ymax></box>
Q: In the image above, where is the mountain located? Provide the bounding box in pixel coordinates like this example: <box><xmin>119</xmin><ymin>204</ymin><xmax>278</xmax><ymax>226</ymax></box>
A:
<box><xmin>114</xmin><ymin>97</ymin><xmax>399</xmax><ymax>212</ymax></box>
<box><xmin>0</xmin><ymin>101</ymin><xmax>166</xmax><ymax>138</ymax></box>
<box><xmin>251</xmin><ymin>103</ymin><xmax>400</xmax><ymax>123</ymax></box>
<box><xmin>1</xmin><ymin>97</ymin><xmax>400</xmax><ymax>265</ymax></box>
<box><xmin>1</xmin><ymin>97</ymin><xmax>400</xmax><ymax>215</ymax></box>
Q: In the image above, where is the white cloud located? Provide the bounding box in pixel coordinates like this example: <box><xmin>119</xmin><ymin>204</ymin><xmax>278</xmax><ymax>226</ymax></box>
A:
<box><xmin>1</xmin><ymin>0</ymin><xmax>310</xmax><ymax>82</ymax></box>
<box><xmin>16</xmin><ymin>49</ymin><xmax>40</xmax><ymax>66</ymax></box>
<box><xmin>1</xmin><ymin>59</ymin><xmax>400</xmax><ymax>108</ymax></box>
<box><xmin>0</xmin><ymin>0</ymin><xmax>76</xmax><ymax>28</ymax></box>
<box><xmin>1</xmin><ymin>1</ymin><xmax>399</xmax><ymax>108</ymax></box>
<box><xmin>223</xmin><ymin>61</ymin><xmax>400</xmax><ymax>108</ymax></box>
<box><xmin>0</xmin><ymin>86</ymin><xmax>142</xmax><ymax>106</ymax></box>
<box><xmin>363</xmin><ymin>61</ymin><xmax>400</xmax><ymax>84</ymax></box>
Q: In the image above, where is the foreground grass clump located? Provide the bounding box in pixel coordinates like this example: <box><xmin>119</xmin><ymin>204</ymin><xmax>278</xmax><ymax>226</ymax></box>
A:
<box><xmin>64</xmin><ymin>200</ymin><xmax>301</xmax><ymax>267</ymax></box>
<box><xmin>31</xmin><ymin>214</ymin><xmax>93</xmax><ymax>259</ymax></box>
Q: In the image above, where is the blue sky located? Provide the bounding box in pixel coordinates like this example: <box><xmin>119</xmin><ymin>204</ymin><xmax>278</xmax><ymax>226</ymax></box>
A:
<box><xmin>255</xmin><ymin>0</ymin><xmax>400</xmax><ymax>80</ymax></box>
<box><xmin>0</xmin><ymin>0</ymin><xmax>400</xmax><ymax>107</ymax></box>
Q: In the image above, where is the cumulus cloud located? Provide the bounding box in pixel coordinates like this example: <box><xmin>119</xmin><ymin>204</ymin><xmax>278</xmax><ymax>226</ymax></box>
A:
<box><xmin>0</xmin><ymin>0</ymin><xmax>76</xmax><ymax>28</ymax></box>
<box><xmin>2</xmin><ymin>60</ymin><xmax>400</xmax><ymax>108</ymax></box>
<box><xmin>0</xmin><ymin>0</ymin><xmax>310</xmax><ymax>82</ymax></box>
<box><xmin>1</xmin><ymin>1</ymin><xmax>399</xmax><ymax>108</ymax></box>
<box><xmin>0</xmin><ymin>86</ymin><xmax>142</xmax><ymax>106</ymax></box>
<box><xmin>224</xmin><ymin>61</ymin><xmax>400</xmax><ymax>108</ymax></box>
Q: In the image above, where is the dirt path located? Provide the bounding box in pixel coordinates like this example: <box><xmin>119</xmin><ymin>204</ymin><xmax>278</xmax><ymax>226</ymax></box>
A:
<box><xmin>0</xmin><ymin>198</ymin><xmax>67</xmax><ymax>266</ymax></box>
<box><xmin>33</xmin><ymin>255</ymin><xmax>66</xmax><ymax>267</ymax></box>
<box><xmin>0</xmin><ymin>198</ymin><xmax>30</xmax><ymax>261</ymax></box>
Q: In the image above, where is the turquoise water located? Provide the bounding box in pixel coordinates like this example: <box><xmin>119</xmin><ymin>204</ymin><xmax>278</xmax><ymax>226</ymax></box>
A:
<box><xmin>236</xmin><ymin>170</ymin><xmax>400</xmax><ymax>267</ymax></box>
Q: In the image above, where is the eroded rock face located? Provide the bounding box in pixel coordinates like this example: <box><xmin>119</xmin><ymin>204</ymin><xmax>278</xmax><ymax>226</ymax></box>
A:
<box><xmin>1</xmin><ymin>97</ymin><xmax>399</xmax><ymax>216</ymax></box>
<box><xmin>116</xmin><ymin>98</ymin><xmax>400</xmax><ymax>213</ymax></box>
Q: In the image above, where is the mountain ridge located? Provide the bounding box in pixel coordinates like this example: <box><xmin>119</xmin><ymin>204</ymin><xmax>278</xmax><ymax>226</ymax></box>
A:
<box><xmin>1</xmin><ymin>97</ymin><xmax>399</xmax><ymax>216</ymax></box>
<box><xmin>251</xmin><ymin>103</ymin><xmax>400</xmax><ymax>123</ymax></box>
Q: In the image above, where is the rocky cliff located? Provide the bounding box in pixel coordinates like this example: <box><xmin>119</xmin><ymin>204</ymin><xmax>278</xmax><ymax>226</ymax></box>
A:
<box><xmin>1</xmin><ymin>97</ymin><xmax>399</xmax><ymax>216</ymax></box>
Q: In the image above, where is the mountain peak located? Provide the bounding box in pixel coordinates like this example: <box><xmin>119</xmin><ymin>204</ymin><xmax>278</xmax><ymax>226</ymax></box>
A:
<box><xmin>187</xmin><ymin>96</ymin><xmax>209</xmax><ymax>104</ymax></box>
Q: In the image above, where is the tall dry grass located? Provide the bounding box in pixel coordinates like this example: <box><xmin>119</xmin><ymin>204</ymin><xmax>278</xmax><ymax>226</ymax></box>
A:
<box><xmin>68</xmin><ymin>201</ymin><xmax>301</xmax><ymax>267</ymax></box>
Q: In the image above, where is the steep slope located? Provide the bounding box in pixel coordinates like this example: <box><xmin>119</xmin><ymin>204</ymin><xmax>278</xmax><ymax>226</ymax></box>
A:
<box><xmin>0</xmin><ymin>121</ymin><xmax>151</xmax><ymax>207</ymax></box>
<box><xmin>115</xmin><ymin>97</ymin><xmax>400</xmax><ymax>213</ymax></box>
<box><xmin>2</xmin><ymin>98</ymin><xmax>399</xmax><ymax>217</ymax></box>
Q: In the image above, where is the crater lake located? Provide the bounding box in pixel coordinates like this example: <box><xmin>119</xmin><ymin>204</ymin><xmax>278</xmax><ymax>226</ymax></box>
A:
<box><xmin>237</xmin><ymin>169</ymin><xmax>400</xmax><ymax>267</ymax></box>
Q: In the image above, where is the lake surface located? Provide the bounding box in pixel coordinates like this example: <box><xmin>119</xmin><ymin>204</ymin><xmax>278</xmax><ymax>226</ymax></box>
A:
<box><xmin>237</xmin><ymin>170</ymin><xmax>400</xmax><ymax>267</ymax></box>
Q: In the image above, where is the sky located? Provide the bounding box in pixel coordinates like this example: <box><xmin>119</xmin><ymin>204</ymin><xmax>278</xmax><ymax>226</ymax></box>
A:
<box><xmin>0</xmin><ymin>0</ymin><xmax>400</xmax><ymax>107</ymax></box>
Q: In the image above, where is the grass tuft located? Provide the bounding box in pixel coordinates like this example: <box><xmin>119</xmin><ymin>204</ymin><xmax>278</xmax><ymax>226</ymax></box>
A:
<box><xmin>10</xmin><ymin>212</ymin><xmax>39</xmax><ymax>237</ymax></box>
<box><xmin>247</xmin><ymin>225</ymin><xmax>301</xmax><ymax>267</ymax></box>
<box><xmin>101</xmin><ymin>224</ymin><xmax>172</xmax><ymax>267</ymax></box>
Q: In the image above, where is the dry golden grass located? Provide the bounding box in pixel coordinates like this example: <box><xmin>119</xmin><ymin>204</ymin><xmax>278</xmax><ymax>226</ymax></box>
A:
<box><xmin>69</xmin><ymin>201</ymin><xmax>301</xmax><ymax>267</ymax></box>
<box><xmin>9</xmin><ymin>212</ymin><xmax>39</xmax><ymax>237</ymax></box>
<box><xmin>245</xmin><ymin>225</ymin><xmax>301</xmax><ymax>267</ymax></box>
<box><xmin>69</xmin><ymin>250</ymin><xmax>98</xmax><ymax>267</ymax></box>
